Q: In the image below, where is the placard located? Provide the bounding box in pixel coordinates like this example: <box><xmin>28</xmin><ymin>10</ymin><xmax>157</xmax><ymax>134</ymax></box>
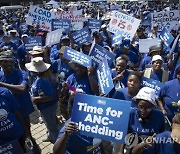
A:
<box><xmin>51</xmin><ymin>19</ymin><xmax>71</xmax><ymax>33</ymax></box>
<box><xmin>97</xmin><ymin>59</ymin><xmax>114</xmax><ymax>95</ymax></box>
<box><xmin>108</xmin><ymin>11</ymin><xmax>141</xmax><ymax>40</ymax></box>
<box><xmin>63</xmin><ymin>47</ymin><xmax>92</xmax><ymax>67</ymax></box>
<box><xmin>71</xmin><ymin>93</ymin><xmax>131</xmax><ymax>143</ymax></box>
<box><xmin>24</xmin><ymin>36</ymin><xmax>42</xmax><ymax>51</ymax></box>
<box><xmin>159</xmin><ymin>28</ymin><xmax>174</xmax><ymax>47</ymax></box>
<box><xmin>46</xmin><ymin>29</ymin><xmax>62</xmax><ymax>47</ymax></box>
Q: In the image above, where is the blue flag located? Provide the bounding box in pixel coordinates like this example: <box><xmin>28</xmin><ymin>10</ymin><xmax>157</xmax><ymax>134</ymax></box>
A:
<box><xmin>97</xmin><ymin>59</ymin><xmax>114</xmax><ymax>95</ymax></box>
<box><xmin>0</xmin><ymin>140</ymin><xmax>24</xmax><ymax>154</ymax></box>
<box><xmin>159</xmin><ymin>28</ymin><xmax>174</xmax><ymax>48</ymax></box>
<box><xmin>142</xmin><ymin>77</ymin><xmax>164</xmax><ymax>95</ymax></box>
<box><xmin>71</xmin><ymin>93</ymin><xmax>131</xmax><ymax>143</ymax></box>
<box><xmin>24</xmin><ymin>36</ymin><xmax>42</xmax><ymax>51</ymax></box>
<box><xmin>72</xmin><ymin>27</ymin><xmax>92</xmax><ymax>45</ymax></box>
<box><xmin>90</xmin><ymin>44</ymin><xmax>115</xmax><ymax>66</ymax></box>
<box><xmin>51</xmin><ymin>19</ymin><xmax>71</xmax><ymax>33</ymax></box>
<box><xmin>63</xmin><ymin>47</ymin><xmax>92</xmax><ymax>67</ymax></box>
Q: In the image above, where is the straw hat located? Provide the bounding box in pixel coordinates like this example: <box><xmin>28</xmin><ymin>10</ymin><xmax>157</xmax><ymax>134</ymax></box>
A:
<box><xmin>29</xmin><ymin>46</ymin><xmax>43</xmax><ymax>55</ymax></box>
<box><xmin>25</xmin><ymin>57</ymin><xmax>50</xmax><ymax>73</ymax></box>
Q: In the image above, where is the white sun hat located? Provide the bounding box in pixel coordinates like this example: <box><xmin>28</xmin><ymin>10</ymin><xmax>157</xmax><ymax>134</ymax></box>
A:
<box><xmin>133</xmin><ymin>87</ymin><xmax>157</xmax><ymax>106</ymax></box>
<box><xmin>25</xmin><ymin>57</ymin><xmax>51</xmax><ymax>73</ymax></box>
<box><xmin>29</xmin><ymin>46</ymin><xmax>43</xmax><ymax>55</ymax></box>
<box><xmin>152</xmin><ymin>55</ymin><xmax>163</xmax><ymax>63</ymax></box>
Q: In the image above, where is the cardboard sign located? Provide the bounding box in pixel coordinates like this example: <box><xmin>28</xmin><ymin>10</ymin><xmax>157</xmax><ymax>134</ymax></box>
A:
<box><xmin>97</xmin><ymin>59</ymin><xmax>114</xmax><ymax>95</ymax></box>
<box><xmin>55</xmin><ymin>9</ymin><xmax>83</xmax><ymax>31</ymax></box>
<box><xmin>139</xmin><ymin>38</ymin><xmax>160</xmax><ymax>53</ymax></box>
<box><xmin>159</xmin><ymin>28</ymin><xmax>174</xmax><ymax>47</ymax></box>
<box><xmin>72</xmin><ymin>27</ymin><xmax>92</xmax><ymax>45</ymax></box>
<box><xmin>88</xmin><ymin>19</ymin><xmax>102</xmax><ymax>30</ymax></box>
<box><xmin>24</xmin><ymin>36</ymin><xmax>42</xmax><ymax>51</ymax></box>
<box><xmin>0</xmin><ymin>140</ymin><xmax>24</xmax><ymax>154</ymax></box>
<box><xmin>151</xmin><ymin>10</ymin><xmax>179</xmax><ymax>31</ymax></box>
<box><xmin>46</xmin><ymin>29</ymin><xmax>62</xmax><ymax>47</ymax></box>
<box><xmin>142</xmin><ymin>77</ymin><xmax>164</xmax><ymax>95</ymax></box>
<box><xmin>51</xmin><ymin>19</ymin><xmax>71</xmax><ymax>33</ymax></box>
<box><xmin>63</xmin><ymin>47</ymin><xmax>92</xmax><ymax>67</ymax></box>
<box><xmin>112</xmin><ymin>32</ymin><xmax>122</xmax><ymax>46</ymax></box>
<box><xmin>108</xmin><ymin>11</ymin><xmax>141</xmax><ymax>40</ymax></box>
<box><xmin>26</xmin><ymin>5</ymin><xmax>55</xmax><ymax>31</ymax></box>
<box><xmin>71</xmin><ymin>93</ymin><xmax>131</xmax><ymax>143</ymax></box>
<box><xmin>90</xmin><ymin>44</ymin><xmax>115</xmax><ymax>66</ymax></box>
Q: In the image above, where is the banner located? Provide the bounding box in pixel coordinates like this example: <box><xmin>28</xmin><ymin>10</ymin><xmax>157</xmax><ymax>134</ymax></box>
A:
<box><xmin>63</xmin><ymin>47</ymin><xmax>92</xmax><ymax>67</ymax></box>
<box><xmin>151</xmin><ymin>10</ymin><xmax>179</xmax><ymax>31</ymax></box>
<box><xmin>71</xmin><ymin>93</ymin><xmax>131</xmax><ymax>143</ymax></box>
<box><xmin>112</xmin><ymin>32</ymin><xmax>122</xmax><ymax>46</ymax></box>
<box><xmin>55</xmin><ymin>9</ymin><xmax>83</xmax><ymax>31</ymax></box>
<box><xmin>26</xmin><ymin>5</ymin><xmax>55</xmax><ymax>31</ymax></box>
<box><xmin>107</xmin><ymin>11</ymin><xmax>141</xmax><ymax>40</ymax></box>
<box><xmin>45</xmin><ymin>29</ymin><xmax>62</xmax><ymax>47</ymax></box>
<box><xmin>24</xmin><ymin>36</ymin><xmax>42</xmax><ymax>51</ymax></box>
<box><xmin>88</xmin><ymin>19</ymin><xmax>102</xmax><ymax>30</ymax></box>
<box><xmin>159</xmin><ymin>28</ymin><xmax>174</xmax><ymax>48</ymax></box>
<box><xmin>97</xmin><ymin>59</ymin><xmax>114</xmax><ymax>95</ymax></box>
<box><xmin>0</xmin><ymin>140</ymin><xmax>24</xmax><ymax>154</ymax></box>
<box><xmin>139</xmin><ymin>38</ymin><xmax>160</xmax><ymax>53</ymax></box>
<box><xmin>142</xmin><ymin>77</ymin><xmax>164</xmax><ymax>95</ymax></box>
<box><xmin>51</xmin><ymin>19</ymin><xmax>71</xmax><ymax>33</ymax></box>
<box><xmin>90</xmin><ymin>44</ymin><xmax>115</xmax><ymax>66</ymax></box>
<box><xmin>72</xmin><ymin>27</ymin><xmax>92</xmax><ymax>45</ymax></box>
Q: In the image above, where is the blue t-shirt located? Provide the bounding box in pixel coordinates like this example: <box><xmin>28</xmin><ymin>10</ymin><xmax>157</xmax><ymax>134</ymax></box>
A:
<box><xmin>112</xmin><ymin>87</ymin><xmax>137</xmax><ymax>108</ymax></box>
<box><xmin>31</xmin><ymin>77</ymin><xmax>57</xmax><ymax>110</ymax></box>
<box><xmin>0</xmin><ymin>41</ymin><xmax>17</xmax><ymax>51</ymax></box>
<box><xmin>0</xmin><ymin>70</ymin><xmax>34</xmax><ymax>119</ymax></box>
<box><xmin>0</xmin><ymin>87</ymin><xmax>24</xmax><ymax>145</ymax></box>
<box><xmin>128</xmin><ymin>108</ymin><xmax>165</xmax><ymax>136</ymax></box>
<box><xmin>138</xmin><ymin>56</ymin><xmax>152</xmax><ymax>71</ymax></box>
<box><xmin>158</xmin><ymin>79</ymin><xmax>180</xmax><ymax>121</ymax></box>
<box><xmin>150</xmin><ymin>70</ymin><xmax>163</xmax><ymax>82</ymax></box>
<box><xmin>56</xmin><ymin>119</ymin><xmax>101</xmax><ymax>154</ymax></box>
<box><xmin>146</xmin><ymin>131</ymin><xmax>180</xmax><ymax>154</ymax></box>
<box><xmin>11</xmin><ymin>37</ymin><xmax>22</xmax><ymax>47</ymax></box>
<box><xmin>66</xmin><ymin>73</ymin><xmax>94</xmax><ymax>95</ymax></box>
<box><xmin>17</xmin><ymin>44</ymin><xmax>26</xmax><ymax>65</ymax></box>
<box><xmin>50</xmin><ymin>45</ymin><xmax>60</xmax><ymax>61</ymax></box>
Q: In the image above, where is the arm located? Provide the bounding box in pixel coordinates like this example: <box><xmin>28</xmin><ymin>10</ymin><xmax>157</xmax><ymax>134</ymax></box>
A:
<box><xmin>53</xmin><ymin>121</ymin><xmax>78</xmax><ymax>154</ymax></box>
<box><xmin>31</xmin><ymin>95</ymin><xmax>53</xmax><ymax>104</ymax></box>
<box><xmin>117</xmin><ymin>144</ymin><xmax>125</xmax><ymax>154</ymax></box>
<box><xmin>157</xmin><ymin>98</ymin><xmax>167</xmax><ymax>116</ymax></box>
<box><xmin>87</xmin><ymin>67</ymin><xmax>99</xmax><ymax>95</ymax></box>
<box><xmin>0</xmin><ymin>82</ymin><xmax>27</xmax><ymax>94</ymax></box>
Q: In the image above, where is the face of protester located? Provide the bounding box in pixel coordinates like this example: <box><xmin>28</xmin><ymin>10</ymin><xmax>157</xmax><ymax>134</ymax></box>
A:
<box><xmin>0</xmin><ymin>59</ymin><xmax>14</xmax><ymax>75</ymax></box>
<box><xmin>152</xmin><ymin>60</ymin><xmax>163</xmax><ymax>72</ymax></box>
<box><xmin>115</xmin><ymin>59</ymin><xmax>127</xmax><ymax>74</ymax></box>
<box><xmin>61</xmin><ymin>39</ymin><xmax>70</xmax><ymax>46</ymax></box>
<box><xmin>137</xmin><ymin>100</ymin><xmax>153</xmax><ymax>119</ymax></box>
<box><xmin>3</xmin><ymin>37</ymin><xmax>11</xmax><ymax>43</ymax></box>
<box><xmin>75</xmin><ymin>64</ymin><xmax>87</xmax><ymax>78</ymax></box>
<box><xmin>127</xmin><ymin>75</ymin><xmax>141</xmax><ymax>92</ymax></box>
<box><xmin>82</xmin><ymin>45</ymin><xmax>91</xmax><ymax>55</ymax></box>
<box><xmin>121</xmin><ymin>47</ymin><xmax>129</xmax><ymax>54</ymax></box>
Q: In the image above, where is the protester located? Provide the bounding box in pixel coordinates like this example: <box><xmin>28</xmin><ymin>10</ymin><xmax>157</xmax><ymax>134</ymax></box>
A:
<box><xmin>25</xmin><ymin>57</ymin><xmax>58</xmax><ymax>143</ymax></box>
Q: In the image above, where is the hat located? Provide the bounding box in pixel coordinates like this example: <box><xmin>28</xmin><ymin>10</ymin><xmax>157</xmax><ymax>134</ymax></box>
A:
<box><xmin>148</xmin><ymin>45</ymin><xmax>161</xmax><ymax>55</ymax></box>
<box><xmin>59</xmin><ymin>46</ymin><xmax>66</xmax><ymax>54</ymax></box>
<box><xmin>0</xmin><ymin>50</ymin><xmax>14</xmax><ymax>61</ymax></box>
<box><xmin>9</xmin><ymin>29</ymin><xmax>17</xmax><ymax>33</ymax></box>
<box><xmin>133</xmin><ymin>87</ymin><xmax>156</xmax><ymax>106</ymax></box>
<box><xmin>121</xmin><ymin>39</ymin><xmax>130</xmax><ymax>49</ymax></box>
<box><xmin>29</xmin><ymin>46</ymin><xmax>43</xmax><ymax>55</ymax></box>
<box><xmin>25</xmin><ymin>57</ymin><xmax>51</xmax><ymax>73</ymax></box>
<box><xmin>61</xmin><ymin>35</ymin><xmax>69</xmax><ymax>41</ymax></box>
<box><xmin>21</xmin><ymin>34</ymin><xmax>28</xmax><ymax>38</ymax></box>
<box><xmin>101</xmin><ymin>24</ymin><xmax>107</xmax><ymax>29</ymax></box>
<box><xmin>152</xmin><ymin>55</ymin><xmax>163</xmax><ymax>63</ymax></box>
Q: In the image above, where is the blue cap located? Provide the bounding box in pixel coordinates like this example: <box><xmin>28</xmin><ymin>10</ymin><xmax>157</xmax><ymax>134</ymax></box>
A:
<box><xmin>3</xmin><ymin>34</ymin><xmax>11</xmax><ymax>38</ymax></box>
<box><xmin>121</xmin><ymin>39</ymin><xmax>130</xmax><ymax>49</ymax></box>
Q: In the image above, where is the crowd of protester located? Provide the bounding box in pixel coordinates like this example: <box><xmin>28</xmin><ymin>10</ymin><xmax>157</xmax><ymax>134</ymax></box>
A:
<box><xmin>0</xmin><ymin>1</ymin><xmax>179</xmax><ymax>154</ymax></box>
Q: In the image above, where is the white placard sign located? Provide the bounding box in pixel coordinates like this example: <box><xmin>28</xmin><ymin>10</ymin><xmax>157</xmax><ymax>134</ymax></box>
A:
<box><xmin>46</xmin><ymin>29</ymin><xmax>62</xmax><ymax>46</ymax></box>
<box><xmin>139</xmin><ymin>38</ymin><xmax>160</xmax><ymax>53</ymax></box>
<box><xmin>107</xmin><ymin>11</ymin><xmax>141</xmax><ymax>40</ymax></box>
